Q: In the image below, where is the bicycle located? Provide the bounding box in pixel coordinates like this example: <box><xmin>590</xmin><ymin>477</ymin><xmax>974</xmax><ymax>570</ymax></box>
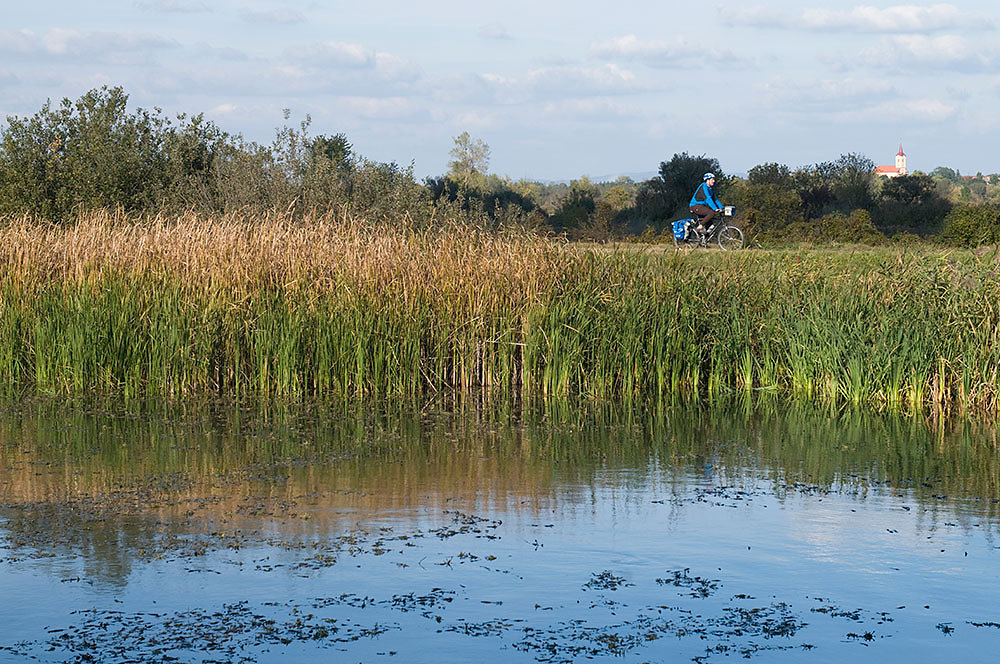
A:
<box><xmin>671</xmin><ymin>206</ymin><xmax>744</xmax><ymax>250</ymax></box>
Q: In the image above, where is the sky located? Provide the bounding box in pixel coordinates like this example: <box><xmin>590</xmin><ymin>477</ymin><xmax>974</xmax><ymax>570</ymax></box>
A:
<box><xmin>1</xmin><ymin>1</ymin><xmax>998</xmax><ymax>181</ymax></box>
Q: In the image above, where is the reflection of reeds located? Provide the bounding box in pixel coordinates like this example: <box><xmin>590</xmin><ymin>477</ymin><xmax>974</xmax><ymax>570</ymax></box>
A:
<box><xmin>3</xmin><ymin>397</ymin><xmax>996</xmax><ymax>587</ymax></box>
<box><xmin>2</xmin><ymin>398</ymin><xmax>998</xmax><ymax>512</ymax></box>
<box><xmin>2</xmin><ymin>212</ymin><xmax>1000</xmax><ymax>414</ymax></box>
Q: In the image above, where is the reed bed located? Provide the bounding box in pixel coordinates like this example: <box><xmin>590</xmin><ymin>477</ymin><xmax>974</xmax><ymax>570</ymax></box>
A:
<box><xmin>1</xmin><ymin>210</ymin><xmax>999</xmax><ymax>416</ymax></box>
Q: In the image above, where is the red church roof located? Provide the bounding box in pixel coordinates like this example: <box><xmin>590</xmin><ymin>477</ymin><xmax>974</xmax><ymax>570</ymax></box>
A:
<box><xmin>897</xmin><ymin>143</ymin><xmax>905</xmax><ymax>156</ymax></box>
<box><xmin>875</xmin><ymin>165</ymin><xmax>900</xmax><ymax>173</ymax></box>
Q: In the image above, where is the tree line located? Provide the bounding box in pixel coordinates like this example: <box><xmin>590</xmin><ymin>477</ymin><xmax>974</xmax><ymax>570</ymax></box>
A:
<box><xmin>2</xmin><ymin>86</ymin><xmax>999</xmax><ymax>247</ymax></box>
<box><xmin>0</xmin><ymin>86</ymin><xmax>423</xmax><ymax>224</ymax></box>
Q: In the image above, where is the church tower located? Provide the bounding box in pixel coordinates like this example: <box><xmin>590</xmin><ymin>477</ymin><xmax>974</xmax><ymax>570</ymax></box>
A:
<box><xmin>875</xmin><ymin>144</ymin><xmax>910</xmax><ymax>178</ymax></box>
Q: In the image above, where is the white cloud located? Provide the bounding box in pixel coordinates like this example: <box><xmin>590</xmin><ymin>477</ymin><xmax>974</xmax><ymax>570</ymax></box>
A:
<box><xmin>723</xmin><ymin>3</ymin><xmax>992</xmax><ymax>33</ymax></box>
<box><xmin>136</xmin><ymin>0</ymin><xmax>210</xmax><ymax>12</ymax></box>
<box><xmin>862</xmin><ymin>34</ymin><xmax>996</xmax><ymax>71</ymax></box>
<box><xmin>899</xmin><ymin>98</ymin><xmax>958</xmax><ymax>122</ymax></box>
<box><xmin>0</xmin><ymin>28</ymin><xmax>175</xmax><ymax>61</ymax></box>
<box><xmin>540</xmin><ymin>98</ymin><xmax>645</xmax><ymax>121</ymax></box>
<box><xmin>194</xmin><ymin>43</ymin><xmax>254</xmax><ymax>62</ymax></box>
<box><xmin>479</xmin><ymin>23</ymin><xmax>512</xmax><ymax>40</ymax></box>
<box><xmin>525</xmin><ymin>63</ymin><xmax>638</xmax><ymax>93</ymax></box>
<box><xmin>374</xmin><ymin>53</ymin><xmax>420</xmax><ymax>82</ymax></box>
<box><xmin>718</xmin><ymin>6</ymin><xmax>785</xmax><ymax>29</ymax></box>
<box><xmin>758</xmin><ymin>76</ymin><xmax>956</xmax><ymax>124</ymax></box>
<box><xmin>591</xmin><ymin>35</ymin><xmax>675</xmax><ymax>59</ymax></box>
<box><xmin>241</xmin><ymin>8</ymin><xmax>305</xmax><ymax>25</ymax></box>
<box><xmin>436</xmin><ymin>64</ymin><xmax>644</xmax><ymax>109</ymax></box>
<box><xmin>338</xmin><ymin>96</ymin><xmax>427</xmax><ymax>121</ymax></box>
<box><xmin>138</xmin><ymin>50</ymin><xmax>420</xmax><ymax>103</ymax></box>
<box><xmin>479</xmin><ymin>64</ymin><xmax>643</xmax><ymax>102</ymax></box>
<box><xmin>0</xmin><ymin>29</ymin><xmax>178</xmax><ymax>70</ymax></box>
<box><xmin>447</xmin><ymin>109</ymin><xmax>502</xmax><ymax>132</ymax></box>
<box><xmin>829</xmin><ymin>97</ymin><xmax>958</xmax><ymax>123</ymax></box>
<box><xmin>278</xmin><ymin>43</ymin><xmax>419</xmax><ymax>90</ymax></box>
<box><xmin>590</xmin><ymin>34</ymin><xmax>752</xmax><ymax>68</ymax></box>
<box><xmin>285</xmin><ymin>41</ymin><xmax>376</xmax><ymax>68</ymax></box>
<box><xmin>761</xmin><ymin>77</ymin><xmax>897</xmax><ymax>109</ymax></box>
<box><xmin>210</xmin><ymin>103</ymin><xmax>238</xmax><ymax>114</ymax></box>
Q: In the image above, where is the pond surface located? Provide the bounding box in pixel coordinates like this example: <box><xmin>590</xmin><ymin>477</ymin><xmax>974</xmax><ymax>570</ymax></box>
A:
<box><xmin>1</xmin><ymin>398</ymin><xmax>999</xmax><ymax>663</ymax></box>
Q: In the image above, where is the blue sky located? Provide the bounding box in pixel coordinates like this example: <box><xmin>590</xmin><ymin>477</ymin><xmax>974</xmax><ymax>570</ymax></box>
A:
<box><xmin>2</xmin><ymin>1</ymin><xmax>998</xmax><ymax>180</ymax></box>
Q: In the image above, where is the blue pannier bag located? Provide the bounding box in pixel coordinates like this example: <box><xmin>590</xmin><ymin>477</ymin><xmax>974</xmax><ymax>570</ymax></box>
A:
<box><xmin>672</xmin><ymin>219</ymin><xmax>688</xmax><ymax>240</ymax></box>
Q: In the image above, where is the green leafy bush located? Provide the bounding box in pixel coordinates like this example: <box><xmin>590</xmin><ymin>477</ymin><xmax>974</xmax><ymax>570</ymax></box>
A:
<box><xmin>0</xmin><ymin>87</ymin><xmax>435</xmax><ymax>226</ymax></box>
<box><xmin>0</xmin><ymin>87</ymin><xmax>170</xmax><ymax>220</ymax></box>
<box><xmin>765</xmin><ymin>209</ymin><xmax>886</xmax><ymax>246</ymax></box>
<box><xmin>939</xmin><ymin>205</ymin><xmax>1000</xmax><ymax>247</ymax></box>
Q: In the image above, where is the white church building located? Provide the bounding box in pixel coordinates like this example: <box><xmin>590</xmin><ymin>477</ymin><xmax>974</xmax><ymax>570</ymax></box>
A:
<box><xmin>875</xmin><ymin>145</ymin><xmax>908</xmax><ymax>178</ymax></box>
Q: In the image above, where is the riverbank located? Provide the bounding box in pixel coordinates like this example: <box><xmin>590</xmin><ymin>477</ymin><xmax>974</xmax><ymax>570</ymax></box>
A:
<box><xmin>1</xmin><ymin>211</ymin><xmax>998</xmax><ymax>415</ymax></box>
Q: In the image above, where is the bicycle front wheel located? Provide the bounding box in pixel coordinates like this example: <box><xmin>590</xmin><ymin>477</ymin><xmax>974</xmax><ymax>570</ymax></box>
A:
<box><xmin>717</xmin><ymin>226</ymin><xmax>744</xmax><ymax>250</ymax></box>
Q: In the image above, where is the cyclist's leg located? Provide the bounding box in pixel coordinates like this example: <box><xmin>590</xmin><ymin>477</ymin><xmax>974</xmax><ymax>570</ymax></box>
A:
<box><xmin>690</xmin><ymin>205</ymin><xmax>716</xmax><ymax>231</ymax></box>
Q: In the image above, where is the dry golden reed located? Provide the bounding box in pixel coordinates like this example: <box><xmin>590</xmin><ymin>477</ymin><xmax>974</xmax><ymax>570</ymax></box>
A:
<box><xmin>0</xmin><ymin>208</ymin><xmax>568</xmax><ymax>300</ymax></box>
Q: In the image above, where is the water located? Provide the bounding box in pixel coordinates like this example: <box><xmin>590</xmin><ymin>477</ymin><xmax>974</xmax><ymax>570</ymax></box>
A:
<box><xmin>1</xmin><ymin>399</ymin><xmax>999</xmax><ymax>663</ymax></box>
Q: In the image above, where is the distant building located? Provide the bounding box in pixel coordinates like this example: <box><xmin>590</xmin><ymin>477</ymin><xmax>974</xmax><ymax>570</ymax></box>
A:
<box><xmin>875</xmin><ymin>144</ymin><xmax>908</xmax><ymax>178</ymax></box>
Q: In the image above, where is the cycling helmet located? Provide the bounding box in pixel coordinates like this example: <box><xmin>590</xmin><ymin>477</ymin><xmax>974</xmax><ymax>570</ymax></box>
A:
<box><xmin>703</xmin><ymin>172</ymin><xmax>715</xmax><ymax>181</ymax></box>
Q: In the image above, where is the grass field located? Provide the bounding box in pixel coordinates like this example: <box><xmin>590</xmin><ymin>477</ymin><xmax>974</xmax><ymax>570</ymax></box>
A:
<box><xmin>1</xmin><ymin>210</ymin><xmax>998</xmax><ymax>415</ymax></box>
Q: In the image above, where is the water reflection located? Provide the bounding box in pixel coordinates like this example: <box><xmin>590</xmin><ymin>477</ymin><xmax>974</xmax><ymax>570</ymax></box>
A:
<box><xmin>2</xmin><ymin>397</ymin><xmax>998</xmax><ymax>577</ymax></box>
<box><xmin>2</xmin><ymin>397</ymin><xmax>1000</xmax><ymax>662</ymax></box>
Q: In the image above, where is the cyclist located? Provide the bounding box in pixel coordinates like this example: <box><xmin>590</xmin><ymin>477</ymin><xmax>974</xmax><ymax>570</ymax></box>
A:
<box><xmin>689</xmin><ymin>172</ymin><xmax>724</xmax><ymax>235</ymax></box>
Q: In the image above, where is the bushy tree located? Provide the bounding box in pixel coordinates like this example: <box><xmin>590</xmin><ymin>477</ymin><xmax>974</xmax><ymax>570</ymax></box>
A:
<box><xmin>0</xmin><ymin>86</ymin><xmax>169</xmax><ymax>220</ymax></box>
<box><xmin>636</xmin><ymin>152</ymin><xmax>722</xmax><ymax>222</ymax></box>
<box><xmin>310</xmin><ymin>133</ymin><xmax>352</xmax><ymax>172</ymax></box>
<box><xmin>729</xmin><ymin>179</ymin><xmax>803</xmax><ymax>232</ymax></box>
<box><xmin>549</xmin><ymin>177</ymin><xmax>598</xmax><ymax>233</ymax></box>
<box><xmin>423</xmin><ymin>173</ymin><xmax>538</xmax><ymax>227</ymax></box>
<box><xmin>831</xmin><ymin>152</ymin><xmax>876</xmax><ymax>212</ymax></box>
<box><xmin>794</xmin><ymin>161</ymin><xmax>837</xmax><ymax>219</ymax></box>
<box><xmin>874</xmin><ymin>173</ymin><xmax>952</xmax><ymax>235</ymax></box>
<box><xmin>351</xmin><ymin>159</ymin><xmax>428</xmax><ymax>223</ymax></box>
<box><xmin>301</xmin><ymin>133</ymin><xmax>355</xmax><ymax>209</ymax></box>
<box><xmin>939</xmin><ymin>204</ymin><xmax>1000</xmax><ymax>247</ymax></box>
<box><xmin>160</xmin><ymin>113</ymin><xmax>232</xmax><ymax>211</ymax></box>
<box><xmin>931</xmin><ymin>166</ymin><xmax>959</xmax><ymax>182</ymax></box>
<box><xmin>447</xmin><ymin>131</ymin><xmax>491</xmax><ymax>189</ymax></box>
<box><xmin>0</xmin><ymin>87</ymin><xmax>435</xmax><ymax>224</ymax></box>
<box><xmin>747</xmin><ymin>162</ymin><xmax>793</xmax><ymax>188</ymax></box>
<box><xmin>770</xmin><ymin>209</ymin><xmax>885</xmax><ymax>246</ymax></box>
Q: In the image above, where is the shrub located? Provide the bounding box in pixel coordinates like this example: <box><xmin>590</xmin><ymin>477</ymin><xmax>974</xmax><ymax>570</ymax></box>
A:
<box><xmin>0</xmin><ymin>86</ymin><xmax>170</xmax><ymax>221</ymax></box>
<box><xmin>939</xmin><ymin>205</ymin><xmax>1000</xmax><ymax>247</ymax></box>
<box><xmin>728</xmin><ymin>179</ymin><xmax>804</xmax><ymax>233</ymax></box>
<box><xmin>766</xmin><ymin>209</ymin><xmax>886</xmax><ymax>245</ymax></box>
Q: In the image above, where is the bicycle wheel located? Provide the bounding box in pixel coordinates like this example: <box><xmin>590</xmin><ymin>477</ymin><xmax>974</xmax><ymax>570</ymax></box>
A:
<box><xmin>717</xmin><ymin>226</ymin><xmax>744</xmax><ymax>250</ymax></box>
<box><xmin>673</xmin><ymin>226</ymin><xmax>694</xmax><ymax>250</ymax></box>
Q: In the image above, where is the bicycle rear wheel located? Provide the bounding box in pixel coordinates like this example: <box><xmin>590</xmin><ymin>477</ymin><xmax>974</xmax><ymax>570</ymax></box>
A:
<box><xmin>673</xmin><ymin>228</ymin><xmax>695</xmax><ymax>250</ymax></box>
<box><xmin>717</xmin><ymin>226</ymin><xmax>744</xmax><ymax>250</ymax></box>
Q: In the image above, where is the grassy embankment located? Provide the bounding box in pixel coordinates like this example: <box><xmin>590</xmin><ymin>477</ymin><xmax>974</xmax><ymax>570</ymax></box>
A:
<box><xmin>1</xmin><ymin>210</ymin><xmax>998</xmax><ymax>415</ymax></box>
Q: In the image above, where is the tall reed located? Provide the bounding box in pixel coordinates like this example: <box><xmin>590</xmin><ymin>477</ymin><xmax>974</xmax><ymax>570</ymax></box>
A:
<box><xmin>2</xmin><ymin>211</ymin><xmax>999</xmax><ymax>416</ymax></box>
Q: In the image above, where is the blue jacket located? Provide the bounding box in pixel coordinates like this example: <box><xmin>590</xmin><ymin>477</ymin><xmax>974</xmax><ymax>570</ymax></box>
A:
<box><xmin>689</xmin><ymin>182</ymin><xmax>722</xmax><ymax>210</ymax></box>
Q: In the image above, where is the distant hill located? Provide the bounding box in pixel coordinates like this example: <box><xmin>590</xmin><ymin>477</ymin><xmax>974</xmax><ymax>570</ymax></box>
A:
<box><xmin>541</xmin><ymin>171</ymin><xmax>657</xmax><ymax>185</ymax></box>
<box><xmin>589</xmin><ymin>171</ymin><xmax>657</xmax><ymax>184</ymax></box>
